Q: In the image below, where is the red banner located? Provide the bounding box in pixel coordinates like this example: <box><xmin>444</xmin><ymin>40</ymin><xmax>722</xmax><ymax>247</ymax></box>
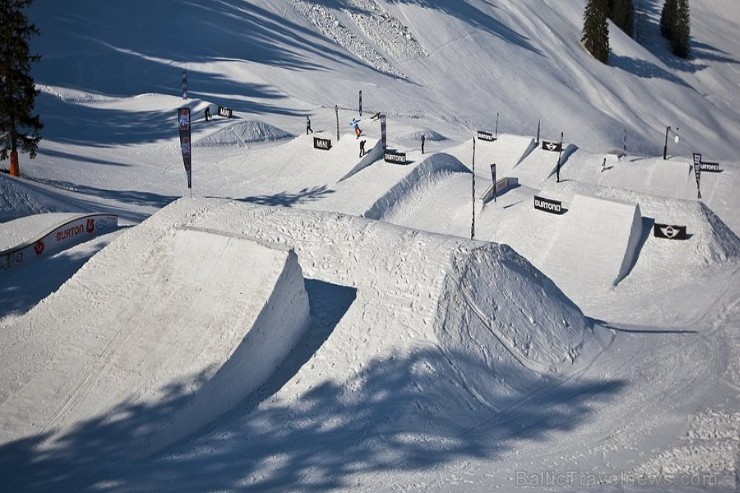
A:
<box><xmin>177</xmin><ymin>107</ymin><xmax>192</xmax><ymax>189</ymax></box>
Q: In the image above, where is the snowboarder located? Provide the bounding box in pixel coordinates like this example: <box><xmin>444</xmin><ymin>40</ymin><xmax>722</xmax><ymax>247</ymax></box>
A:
<box><xmin>351</xmin><ymin>118</ymin><xmax>362</xmax><ymax>138</ymax></box>
<box><xmin>204</xmin><ymin>106</ymin><xmax>211</xmax><ymax>121</ymax></box>
<box><xmin>421</xmin><ymin>134</ymin><xmax>425</xmax><ymax>154</ymax></box>
<box><xmin>306</xmin><ymin>116</ymin><xmax>313</xmax><ymax>135</ymax></box>
<box><xmin>359</xmin><ymin>139</ymin><xmax>366</xmax><ymax>157</ymax></box>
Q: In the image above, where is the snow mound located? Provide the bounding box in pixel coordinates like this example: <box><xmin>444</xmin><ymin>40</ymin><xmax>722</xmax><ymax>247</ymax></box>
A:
<box><xmin>0</xmin><ymin>225</ymin><xmax>310</xmax><ymax>460</ymax></box>
<box><xmin>0</xmin><ymin>174</ymin><xmax>72</xmax><ymax>223</ymax></box>
<box><xmin>400</xmin><ymin>129</ymin><xmax>447</xmax><ymax>142</ymax></box>
<box><xmin>195</xmin><ymin>120</ymin><xmax>292</xmax><ymax>147</ymax></box>
<box><xmin>436</xmin><ymin>242</ymin><xmax>594</xmax><ymax>398</ymax></box>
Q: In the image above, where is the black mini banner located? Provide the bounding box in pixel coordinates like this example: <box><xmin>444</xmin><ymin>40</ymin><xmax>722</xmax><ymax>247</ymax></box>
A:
<box><xmin>654</xmin><ymin>224</ymin><xmax>688</xmax><ymax>240</ymax></box>
<box><xmin>313</xmin><ymin>137</ymin><xmax>332</xmax><ymax>150</ymax></box>
<box><xmin>218</xmin><ymin>106</ymin><xmax>233</xmax><ymax>118</ymax></box>
<box><xmin>541</xmin><ymin>140</ymin><xmax>562</xmax><ymax>152</ymax></box>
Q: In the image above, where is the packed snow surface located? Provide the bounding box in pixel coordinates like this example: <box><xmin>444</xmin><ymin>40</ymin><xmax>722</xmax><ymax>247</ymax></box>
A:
<box><xmin>0</xmin><ymin>0</ymin><xmax>738</xmax><ymax>490</ymax></box>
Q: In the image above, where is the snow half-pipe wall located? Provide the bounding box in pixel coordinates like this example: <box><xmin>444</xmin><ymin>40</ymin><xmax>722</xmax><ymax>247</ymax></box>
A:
<box><xmin>0</xmin><ymin>226</ymin><xmax>310</xmax><ymax>460</ymax></box>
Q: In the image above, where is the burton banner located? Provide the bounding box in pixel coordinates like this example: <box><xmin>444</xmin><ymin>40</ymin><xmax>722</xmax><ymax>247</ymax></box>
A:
<box><xmin>177</xmin><ymin>107</ymin><xmax>192</xmax><ymax>189</ymax></box>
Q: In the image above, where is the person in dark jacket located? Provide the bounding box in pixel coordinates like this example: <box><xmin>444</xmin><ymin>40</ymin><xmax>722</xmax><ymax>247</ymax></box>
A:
<box><xmin>359</xmin><ymin>139</ymin><xmax>366</xmax><ymax>157</ymax></box>
<box><xmin>204</xmin><ymin>106</ymin><xmax>211</xmax><ymax>121</ymax></box>
<box><xmin>306</xmin><ymin>116</ymin><xmax>313</xmax><ymax>135</ymax></box>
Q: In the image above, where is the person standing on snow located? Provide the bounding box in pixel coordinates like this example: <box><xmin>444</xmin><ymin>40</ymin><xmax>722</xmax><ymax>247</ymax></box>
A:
<box><xmin>204</xmin><ymin>106</ymin><xmax>211</xmax><ymax>121</ymax></box>
<box><xmin>421</xmin><ymin>134</ymin><xmax>425</xmax><ymax>154</ymax></box>
<box><xmin>359</xmin><ymin>139</ymin><xmax>366</xmax><ymax>157</ymax></box>
<box><xmin>306</xmin><ymin>116</ymin><xmax>313</xmax><ymax>135</ymax></box>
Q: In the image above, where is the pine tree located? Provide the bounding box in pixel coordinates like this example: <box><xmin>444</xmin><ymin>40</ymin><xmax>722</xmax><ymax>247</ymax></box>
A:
<box><xmin>609</xmin><ymin>0</ymin><xmax>634</xmax><ymax>37</ymax></box>
<box><xmin>660</xmin><ymin>0</ymin><xmax>677</xmax><ymax>39</ymax></box>
<box><xmin>0</xmin><ymin>0</ymin><xmax>43</xmax><ymax>177</ymax></box>
<box><xmin>582</xmin><ymin>0</ymin><xmax>610</xmax><ymax>64</ymax></box>
<box><xmin>671</xmin><ymin>0</ymin><xmax>690</xmax><ymax>58</ymax></box>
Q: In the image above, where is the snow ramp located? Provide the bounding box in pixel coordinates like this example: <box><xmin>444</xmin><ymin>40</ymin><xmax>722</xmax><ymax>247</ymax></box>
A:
<box><xmin>151</xmin><ymin>200</ymin><xmax>605</xmax><ymax>425</ymax></box>
<box><xmin>0</xmin><ymin>226</ymin><xmax>310</xmax><ymax>459</ymax></box>
<box><xmin>542</xmin><ymin>194</ymin><xmax>643</xmax><ymax>293</ymax></box>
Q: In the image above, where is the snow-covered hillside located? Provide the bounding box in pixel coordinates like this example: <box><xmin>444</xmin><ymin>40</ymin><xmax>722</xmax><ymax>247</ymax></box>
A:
<box><xmin>1</xmin><ymin>0</ymin><xmax>739</xmax><ymax>491</ymax></box>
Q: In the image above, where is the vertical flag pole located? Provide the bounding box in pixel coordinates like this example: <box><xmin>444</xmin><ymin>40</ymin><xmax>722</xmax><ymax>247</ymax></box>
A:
<box><xmin>495</xmin><ymin>112</ymin><xmax>499</xmax><ymax>139</ymax></box>
<box><xmin>335</xmin><ymin>105</ymin><xmax>340</xmax><ymax>141</ymax></box>
<box><xmin>471</xmin><ymin>137</ymin><xmax>476</xmax><ymax>241</ymax></box>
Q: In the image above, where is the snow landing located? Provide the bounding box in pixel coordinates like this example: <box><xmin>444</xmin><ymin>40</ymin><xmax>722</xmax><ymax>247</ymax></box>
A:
<box><xmin>0</xmin><ymin>226</ymin><xmax>310</xmax><ymax>463</ymax></box>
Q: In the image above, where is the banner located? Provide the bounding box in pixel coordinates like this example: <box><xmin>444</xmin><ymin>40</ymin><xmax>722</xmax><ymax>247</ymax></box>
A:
<box><xmin>692</xmin><ymin>153</ymin><xmax>702</xmax><ymax>199</ymax></box>
<box><xmin>181</xmin><ymin>70</ymin><xmax>187</xmax><ymax>100</ymax></box>
<box><xmin>1</xmin><ymin>214</ymin><xmax>118</xmax><ymax>271</ymax></box>
<box><xmin>177</xmin><ymin>107</ymin><xmax>192</xmax><ymax>189</ymax></box>
<box><xmin>313</xmin><ymin>137</ymin><xmax>332</xmax><ymax>150</ymax></box>
<box><xmin>477</xmin><ymin>130</ymin><xmax>495</xmax><ymax>141</ymax></box>
<box><xmin>541</xmin><ymin>140</ymin><xmax>562</xmax><ymax>152</ymax></box>
<box><xmin>384</xmin><ymin>151</ymin><xmax>406</xmax><ymax>164</ymax></box>
<box><xmin>217</xmin><ymin>106</ymin><xmax>233</xmax><ymax>118</ymax></box>
<box><xmin>699</xmin><ymin>161</ymin><xmax>721</xmax><ymax>172</ymax></box>
<box><xmin>653</xmin><ymin>223</ymin><xmax>688</xmax><ymax>240</ymax></box>
<box><xmin>534</xmin><ymin>195</ymin><xmax>563</xmax><ymax>214</ymax></box>
<box><xmin>490</xmin><ymin>163</ymin><xmax>497</xmax><ymax>202</ymax></box>
<box><xmin>380</xmin><ymin>113</ymin><xmax>387</xmax><ymax>151</ymax></box>
<box><xmin>359</xmin><ymin>90</ymin><xmax>362</xmax><ymax>116</ymax></box>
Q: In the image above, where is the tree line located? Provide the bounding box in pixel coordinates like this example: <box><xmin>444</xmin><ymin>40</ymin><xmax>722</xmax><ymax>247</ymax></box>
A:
<box><xmin>582</xmin><ymin>0</ymin><xmax>691</xmax><ymax>64</ymax></box>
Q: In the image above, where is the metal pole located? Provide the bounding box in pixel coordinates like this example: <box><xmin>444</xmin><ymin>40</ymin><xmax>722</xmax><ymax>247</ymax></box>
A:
<box><xmin>663</xmin><ymin>126</ymin><xmax>670</xmax><ymax>160</ymax></box>
<box><xmin>335</xmin><ymin>105</ymin><xmax>340</xmax><ymax>141</ymax></box>
<box><xmin>495</xmin><ymin>112</ymin><xmax>499</xmax><ymax>139</ymax></box>
<box><xmin>471</xmin><ymin>138</ymin><xmax>476</xmax><ymax>241</ymax></box>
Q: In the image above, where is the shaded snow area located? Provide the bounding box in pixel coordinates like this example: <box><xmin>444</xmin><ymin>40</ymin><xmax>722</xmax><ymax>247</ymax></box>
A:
<box><xmin>0</xmin><ymin>0</ymin><xmax>739</xmax><ymax>490</ymax></box>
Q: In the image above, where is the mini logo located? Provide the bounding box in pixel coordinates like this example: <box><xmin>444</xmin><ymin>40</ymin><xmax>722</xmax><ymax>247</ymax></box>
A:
<box><xmin>16</xmin><ymin>252</ymin><xmax>24</xmax><ymax>263</ymax></box>
<box><xmin>34</xmin><ymin>241</ymin><xmax>44</xmax><ymax>255</ymax></box>
<box><xmin>86</xmin><ymin>218</ymin><xmax>95</xmax><ymax>233</ymax></box>
<box><xmin>660</xmin><ymin>226</ymin><xmax>679</xmax><ymax>238</ymax></box>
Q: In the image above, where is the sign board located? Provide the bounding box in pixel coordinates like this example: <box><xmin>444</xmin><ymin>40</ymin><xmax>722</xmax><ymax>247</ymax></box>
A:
<box><xmin>217</xmin><ymin>106</ymin><xmax>233</xmax><ymax>118</ymax></box>
<box><xmin>534</xmin><ymin>195</ymin><xmax>563</xmax><ymax>214</ymax></box>
<box><xmin>0</xmin><ymin>214</ymin><xmax>119</xmax><ymax>272</ymax></box>
<box><xmin>313</xmin><ymin>137</ymin><xmax>332</xmax><ymax>150</ymax></box>
<box><xmin>699</xmin><ymin>161</ymin><xmax>721</xmax><ymax>172</ymax></box>
<box><xmin>541</xmin><ymin>140</ymin><xmax>563</xmax><ymax>152</ymax></box>
<box><xmin>384</xmin><ymin>151</ymin><xmax>407</xmax><ymax>164</ymax></box>
<box><xmin>477</xmin><ymin>130</ymin><xmax>496</xmax><ymax>142</ymax></box>
<box><xmin>653</xmin><ymin>223</ymin><xmax>688</xmax><ymax>240</ymax></box>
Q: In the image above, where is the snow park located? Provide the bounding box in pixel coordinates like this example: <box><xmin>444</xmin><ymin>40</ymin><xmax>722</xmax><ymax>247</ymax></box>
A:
<box><xmin>0</xmin><ymin>0</ymin><xmax>738</xmax><ymax>491</ymax></box>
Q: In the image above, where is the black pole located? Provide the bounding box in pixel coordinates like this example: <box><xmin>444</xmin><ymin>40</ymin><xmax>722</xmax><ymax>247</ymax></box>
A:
<box><xmin>336</xmin><ymin>105</ymin><xmax>340</xmax><ymax>141</ymax></box>
<box><xmin>663</xmin><ymin>126</ymin><xmax>670</xmax><ymax>160</ymax></box>
<box><xmin>557</xmin><ymin>131</ymin><xmax>563</xmax><ymax>183</ymax></box>
<box><xmin>471</xmin><ymin>138</ymin><xmax>476</xmax><ymax>241</ymax></box>
<box><xmin>495</xmin><ymin>112</ymin><xmax>499</xmax><ymax>139</ymax></box>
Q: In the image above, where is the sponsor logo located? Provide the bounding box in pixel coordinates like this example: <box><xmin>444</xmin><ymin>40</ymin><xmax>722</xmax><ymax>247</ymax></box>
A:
<box><xmin>384</xmin><ymin>151</ymin><xmax>407</xmax><ymax>164</ymax></box>
<box><xmin>541</xmin><ymin>140</ymin><xmax>562</xmax><ymax>152</ymax></box>
<box><xmin>654</xmin><ymin>223</ymin><xmax>688</xmax><ymax>240</ymax></box>
<box><xmin>313</xmin><ymin>137</ymin><xmax>332</xmax><ymax>150</ymax></box>
<box><xmin>218</xmin><ymin>106</ymin><xmax>233</xmax><ymax>118</ymax></box>
<box><xmin>699</xmin><ymin>161</ymin><xmax>721</xmax><ymax>172</ymax></box>
<box><xmin>34</xmin><ymin>241</ymin><xmax>44</xmax><ymax>255</ymax></box>
<box><xmin>534</xmin><ymin>195</ymin><xmax>563</xmax><ymax>214</ymax></box>
<box><xmin>86</xmin><ymin>218</ymin><xmax>95</xmax><ymax>233</ymax></box>
<box><xmin>56</xmin><ymin>223</ymin><xmax>85</xmax><ymax>242</ymax></box>
<box><xmin>16</xmin><ymin>252</ymin><xmax>23</xmax><ymax>263</ymax></box>
<box><xmin>477</xmin><ymin>130</ymin><xmax>495</xmax><ymax>141</ymax></box>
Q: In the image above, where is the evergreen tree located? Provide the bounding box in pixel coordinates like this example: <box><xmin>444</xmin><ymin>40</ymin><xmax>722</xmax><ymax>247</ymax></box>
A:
<box><xmin>660</xmin><ymin>0</ymin><xmax>677</xmax><ymax>39</ymax></box>
<box><xmin>0</xmin><ymin>0</ymin><xmax>42</xmax><ymax>177</ymax></box>
<box><xmin>671</xmin><ymin>0</ymin><xmax>690</xmax><ymax>58</ymax></box>
<box><xmin>609</xmin><ymin>0</ymin><xmax>634</xmax><ymax>37</ymax></box>
<box><xmin>582</xmin><ymin>0</ymin><xmax>610</xmax><ymax>64</ymax></box>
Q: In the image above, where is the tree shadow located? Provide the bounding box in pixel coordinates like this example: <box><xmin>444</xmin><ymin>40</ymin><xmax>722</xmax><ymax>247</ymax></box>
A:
<box><xmin>235</xmin><ymin>185</ymin><xmax>335</xmax><ymax>207</ymax></box>
<box><xmin>1</xmin><ymin>342</ymin><xmax>625</xmax><ymax>491</ymax></box>
<box><xmin>610</xmin><ymin>53</ymin><xmax>693</xmax><ymax>87</ymax></box>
